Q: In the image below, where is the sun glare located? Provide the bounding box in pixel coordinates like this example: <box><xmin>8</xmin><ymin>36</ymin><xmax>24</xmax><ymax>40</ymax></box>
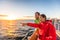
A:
<box><xmin>6</xmin><ymin>14</ymin><xmax>17</xmax><ymax>20</ymax></box>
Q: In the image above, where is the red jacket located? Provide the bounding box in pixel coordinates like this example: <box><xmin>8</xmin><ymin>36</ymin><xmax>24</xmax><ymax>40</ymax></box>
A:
<box><xmin>27</xmin><ymin>20</ymin><xmax>56</xmax><ymax>40</ymax></box>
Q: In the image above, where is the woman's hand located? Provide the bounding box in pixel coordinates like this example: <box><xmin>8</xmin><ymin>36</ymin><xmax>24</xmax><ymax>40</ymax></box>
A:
<box><xmin>20</xmin><ymin>22</ymin><xmax>27</xmax><ymax>26</ymax></box>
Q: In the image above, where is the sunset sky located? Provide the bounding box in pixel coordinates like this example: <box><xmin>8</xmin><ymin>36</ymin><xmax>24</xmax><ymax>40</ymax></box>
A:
<box><xmin>0</xmin><ymin>0</ymin><xmax>60</xmax><ymax>19</ymax></box>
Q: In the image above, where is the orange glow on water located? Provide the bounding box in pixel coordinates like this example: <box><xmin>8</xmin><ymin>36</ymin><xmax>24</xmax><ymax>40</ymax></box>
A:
<box><xmin>0</xmin><ymin>20</ymin><xmax>18</xmax><ymax>36</ymax></box>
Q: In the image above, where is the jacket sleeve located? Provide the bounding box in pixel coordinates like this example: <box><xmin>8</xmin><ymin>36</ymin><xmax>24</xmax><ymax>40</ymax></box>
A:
<box><xmin>27</xmin><ymin>23</ymin><xmax>42</xmax><ymax>28</ymax></box>
<box><xmin>45</xmin><ymin>23</ymin><xmax>56</xmax><ymax>40</ymax></box>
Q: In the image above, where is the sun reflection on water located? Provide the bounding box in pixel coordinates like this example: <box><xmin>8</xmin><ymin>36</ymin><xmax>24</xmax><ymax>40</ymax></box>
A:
<box><xmin>0</xmin><ymin>20</ymin><xmax>18</xmax><ymax>37</ymax></box>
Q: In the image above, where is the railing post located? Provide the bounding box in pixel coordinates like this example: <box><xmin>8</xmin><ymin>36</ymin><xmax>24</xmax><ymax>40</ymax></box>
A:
<box><xmin>58</xmin><ymin>23</ymin><xmax>59</xmax><ymax>31</ymax></box>
<box><xmin>54</xmin><ymin>22</ymin><xmax>56</xmax><ymax>29</ymax></box>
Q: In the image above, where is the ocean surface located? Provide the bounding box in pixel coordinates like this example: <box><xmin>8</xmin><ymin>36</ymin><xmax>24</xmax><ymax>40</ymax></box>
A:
<box><xmin>0</xmin><ymin>20</ymin><xmax>35</xmax><ymax>40</ymax></box>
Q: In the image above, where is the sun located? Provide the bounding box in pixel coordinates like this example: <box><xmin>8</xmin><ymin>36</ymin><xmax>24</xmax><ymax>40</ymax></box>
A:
<box><xmin>6</xmin><ymin>14</ymin><xmax>17</xmax><ymax>20</ymax></box>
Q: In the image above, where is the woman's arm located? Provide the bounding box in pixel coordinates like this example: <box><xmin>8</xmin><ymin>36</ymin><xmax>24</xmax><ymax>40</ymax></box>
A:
<box><xmin>27</xmin><ymin>23</ymin><xmax>41</xmax><ymax>28</ymax></box>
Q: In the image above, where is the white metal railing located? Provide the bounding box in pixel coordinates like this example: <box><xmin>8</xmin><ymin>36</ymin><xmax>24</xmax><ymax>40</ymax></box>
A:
<box><xmin>54</xmin><ymin>22</ymin><xmax>60</xmax><ymax>31</ymax></box>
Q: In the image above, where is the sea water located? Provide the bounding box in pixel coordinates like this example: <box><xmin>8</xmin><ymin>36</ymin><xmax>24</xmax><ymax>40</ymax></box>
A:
<box><xmin>0</xmin><ymin>20</ymin><xmax>35</xmax><ymax>40</ymax></box>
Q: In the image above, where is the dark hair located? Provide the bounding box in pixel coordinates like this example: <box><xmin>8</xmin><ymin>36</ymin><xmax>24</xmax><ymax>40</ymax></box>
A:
<box><xmin>35</xmin><ymin>12</ymin><xmax>40</xmax><ymax>15</ymax></box>
<box><xmin>41</xmin><ymin>14</ymin><xmax>46</xmax><ymax>20</ymax></box>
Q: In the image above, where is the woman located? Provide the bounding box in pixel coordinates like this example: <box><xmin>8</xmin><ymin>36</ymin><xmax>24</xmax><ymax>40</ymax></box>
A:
<box><xmin>21</xmin><ymin>14</ymin><xmax>56</xmax><ymax>40</ymax></box>
<box><xmin>29</xmin><ymin>12</ymin><xmax>41</xmax><ymax>40</ymax></box>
